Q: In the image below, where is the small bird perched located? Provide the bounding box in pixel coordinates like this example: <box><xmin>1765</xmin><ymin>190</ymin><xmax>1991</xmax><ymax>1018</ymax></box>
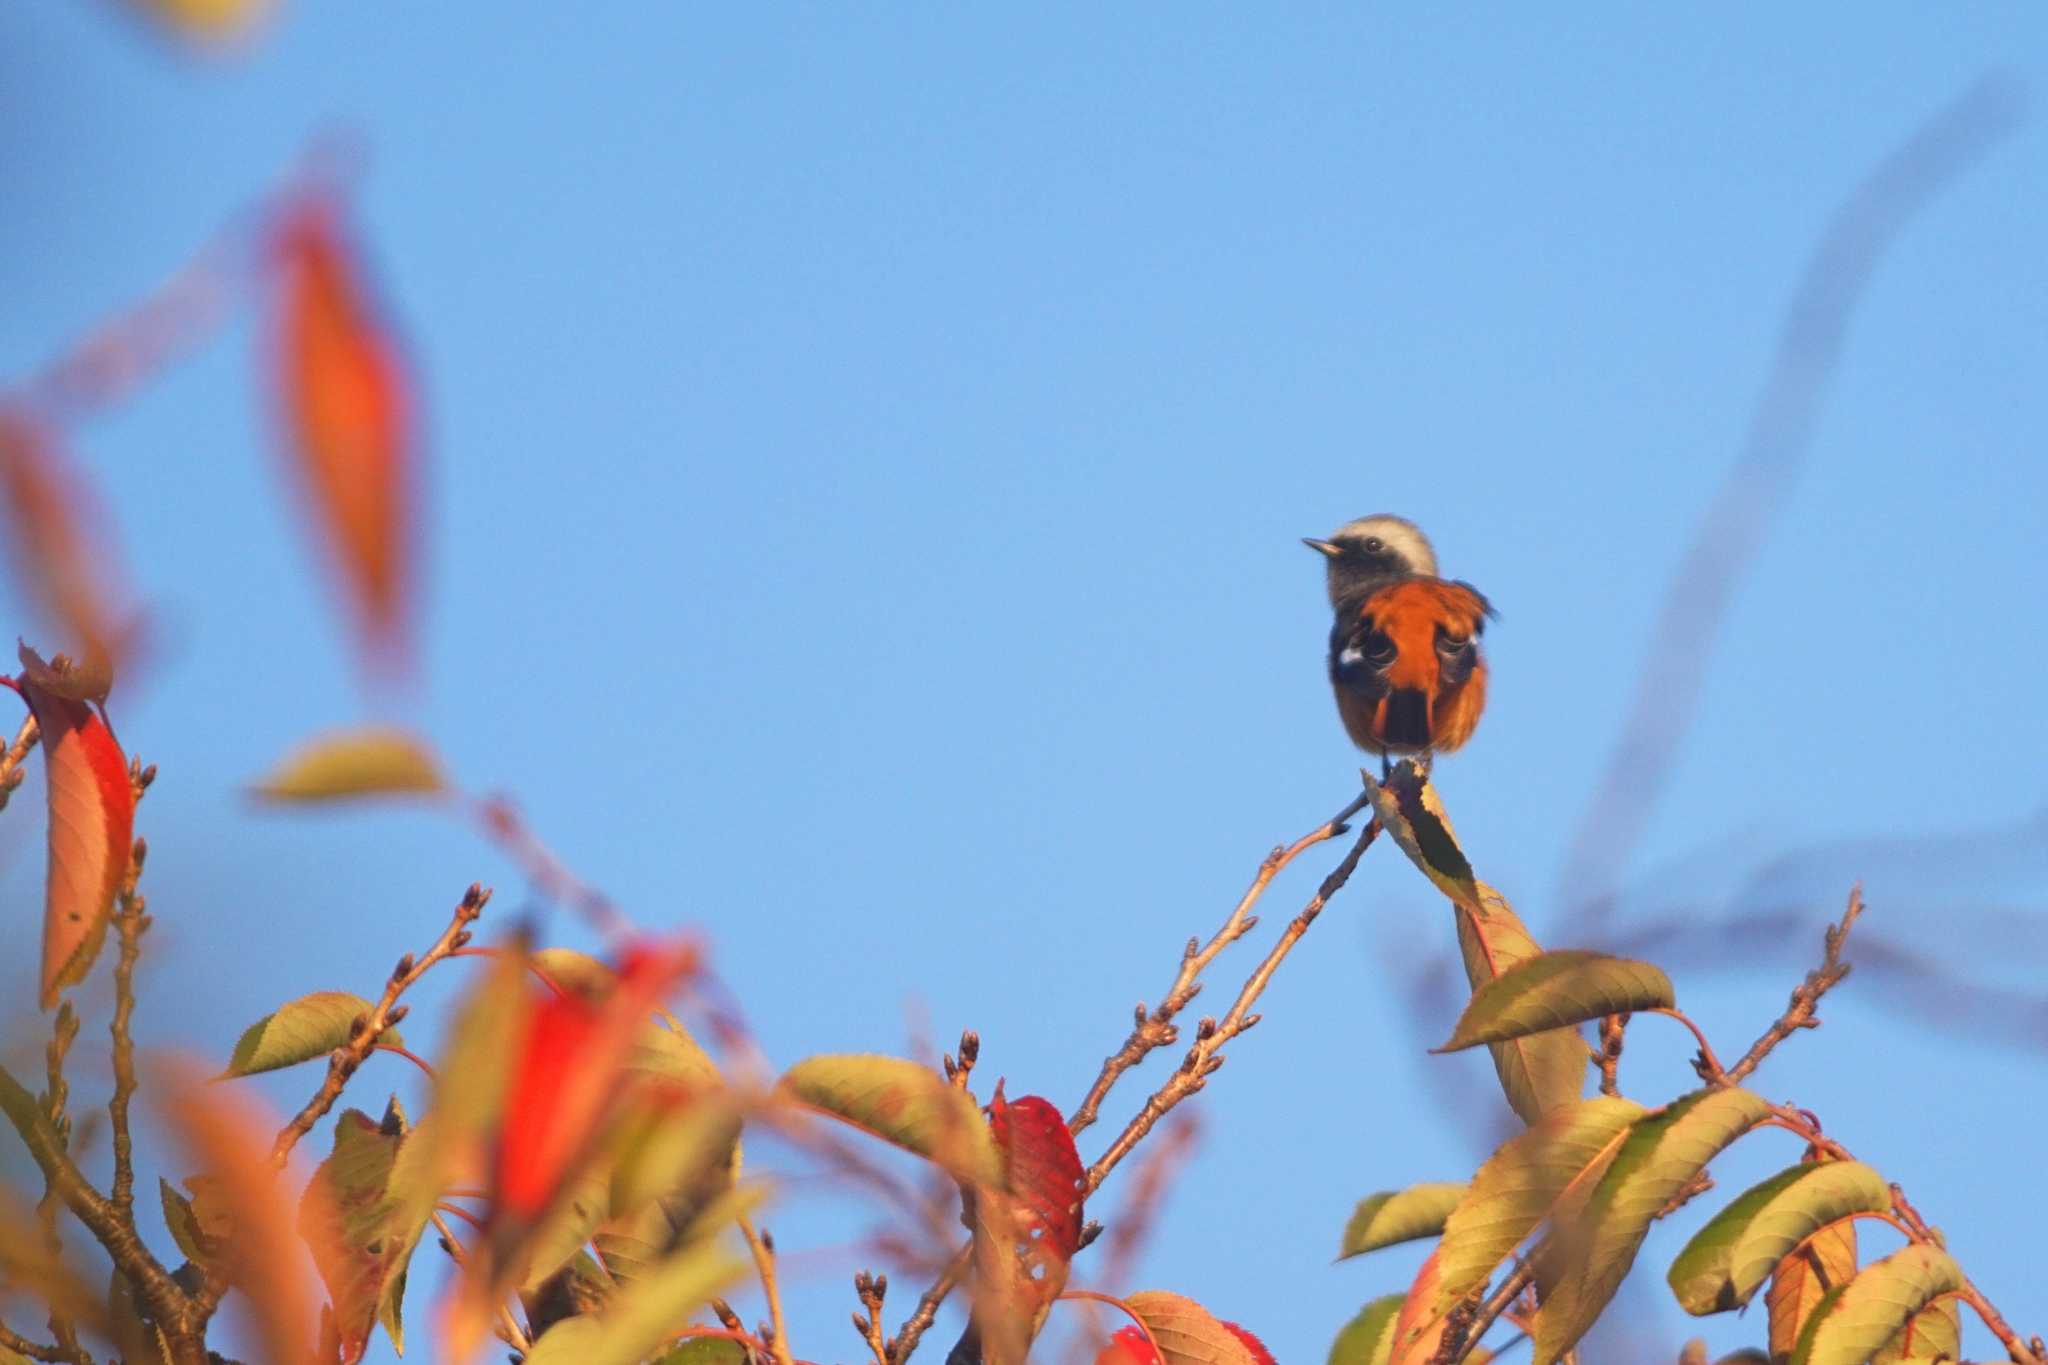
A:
<box><xmin>1304</xmin><ymin>515</ymin><xmax>1493</xmax><ymax>774</ymax></box>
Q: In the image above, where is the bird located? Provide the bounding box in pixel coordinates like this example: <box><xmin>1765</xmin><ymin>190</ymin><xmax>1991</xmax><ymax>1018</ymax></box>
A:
<box><xmin>1304</xmin><ymin>514</ymin><xmax>1493</xmax><ymax>775</ymax></box>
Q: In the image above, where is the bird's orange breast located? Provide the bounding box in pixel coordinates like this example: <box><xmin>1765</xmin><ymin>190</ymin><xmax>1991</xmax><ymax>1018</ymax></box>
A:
<box><xmin>1330</xmin><ymin>577</ymin><xmax>1491</xmax><ymax>755</ymax></box>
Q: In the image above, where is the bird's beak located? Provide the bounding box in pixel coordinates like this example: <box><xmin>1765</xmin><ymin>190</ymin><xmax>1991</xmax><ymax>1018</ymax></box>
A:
<box><xmin>1302</xmin><ymin>538</ymin><xmax>1342</xmax><ymax>558</ymax></box>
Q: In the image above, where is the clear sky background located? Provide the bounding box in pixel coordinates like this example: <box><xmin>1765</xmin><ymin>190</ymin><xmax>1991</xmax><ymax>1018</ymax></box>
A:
<box><xmin>3</xmin><ymin>8</ymin><xmax>2045</xmax><ymax>1363</ymax></box>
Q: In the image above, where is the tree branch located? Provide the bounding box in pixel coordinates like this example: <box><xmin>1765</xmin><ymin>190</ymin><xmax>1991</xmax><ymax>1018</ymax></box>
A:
<box><xmin>1722</xmin><ymin>885</ymin><xmax>1860</xmax><ymax>1085</ymax></box>
<box><xmin>1067</xmin><ymin>790</ymin><xmax>1371</xmax><ymax>1136</ymax></box>
<box><xmin>1084</xmin><ymin>817</ymin><xmax>1379</xmax><ymax>1192</ymax></box>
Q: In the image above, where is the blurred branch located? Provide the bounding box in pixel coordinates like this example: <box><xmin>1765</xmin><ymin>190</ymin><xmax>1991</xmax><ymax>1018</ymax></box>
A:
<box><xmin>472</xmin><ymin>793</ymin><xmax>634</xmax><ymax>943</ymax></box>
<box><xmin>1557</xmin><ymin>73</ymin><xmax>2027</xmax><ymax>929</ymax></box>
<box><xmin>740</xmin><ymin>1217</ymin><xmax>796</xmax><ymax>1365</ymax></box>
<box><xmin>109</xmin><ymin>791</ymin><xmax>154</xmax><ymax>1228</ymax></box>
<box><xmin>1069</xmin><ymin>789</ymin><xmax>1373</xmax><ymax>1137</ymax></box>
<box><xmin>1094</xmin><ymin>1113</ymin><xmax>1198</xmax><ymax>1292</ymax></box>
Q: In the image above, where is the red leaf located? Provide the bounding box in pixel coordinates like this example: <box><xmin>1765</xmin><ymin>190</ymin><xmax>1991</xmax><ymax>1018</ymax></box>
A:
<box><xmin>989</xmin><ymin>1091</ymin><xmax>1086</xmax><ymax>1266</ymax></box>
<box><xmin>1222</xmin><ymin>1323</ymin><xmax>1276</xmax><ymax>1365</ymax></box>
<box><xmin>1097</xmin><ymin>1325</ymin><xmax>1164</xmax><ymax>1365</ymax></box>
<box><xmin>14</xmin><ymin>645</ymin><xmax>134</xmax><ymax>1009</ymax></box>
<box><xmin>0</xmin><ymin>414</ymin><xmax>134</xmax><ymax>677</ymax></box>
<box><xmin>272</xmin><ymin>196</ymin><xmax>415</xmax><ymax>675</ymax></box>
<box><xmin>493</xmin><ymin>938</ymin><xmax>700</xmax><ymax>1220</ymax></box>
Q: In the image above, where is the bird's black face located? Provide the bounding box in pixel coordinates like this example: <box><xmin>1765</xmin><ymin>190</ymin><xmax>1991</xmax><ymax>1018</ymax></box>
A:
<box><xmin>1304</xmin><ymin>533</ymin><xmax>1416</xmax><ymax>602</ymax></box>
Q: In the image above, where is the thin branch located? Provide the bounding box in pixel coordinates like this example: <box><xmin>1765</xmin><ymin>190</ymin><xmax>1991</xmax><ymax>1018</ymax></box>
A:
<box><xmin>1595</xmin><ymin>1014</ymin><xmax>1625</xmax><ymax>1098</ymax></box>
<box><xmin>1067</xmin><ymin>789</ymin><xmax>1372</xmax><ymax>1136</ymax></box>
<box><xmin>1723</xmin><ymin>886</ymin><xmax>1861</xmax><ymax>1085</ymax></box>
<box><xmin>1649</xmin><ymin>1008</ymin><xmax>1726</xmax><ymax>1084</ymax></box>
<box><xmin>884</xmin><ymin>1243</ymin><xmax>969</xmax><ymax>1365</ymax></box>
<box><xmin>739</xmin><ymin>1216</ymin><xmax>795</xmax><ymax>1365</ymax></box>
<box><xmin>0</xmin><ymin>1318</ymin><xmax>78</xmax><ymax>1364</ymax></box>
<box><xmin>851</xmin><ymin>1272</ymin><xmax>890</xmax><ymax>1365</ymax></box>
<box><xmin>428</xmin><ymin>1211</ymin><xmax>531</xmax><ymax>1353</ymax></box>
<box><xmin>1449</xmin><ymin>1263</ymin><xmax>1533</xmax><ymax>1365</ymax></box>
<box><xmin>266</xmin><ymin>881</ymin><xmax>489</xmax><ymax>1169</ymax></box>
<box><xmin>108</xmin><ymin>822</ymin><xmax>152</xmax><ymax>1228</ymax></box>
<box><xmin>0</xmin><ymin>712</ymin><xmax>38</xmax><ymax>814</ymax></box>
<box><xmin>1084</xmin><ymin>817</ymin><xmax>1380</xmax><ymax>1192</ymax></box>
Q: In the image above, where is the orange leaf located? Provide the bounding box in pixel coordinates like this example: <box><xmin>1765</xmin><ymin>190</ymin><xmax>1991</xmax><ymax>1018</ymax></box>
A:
<box><xmin>154</xmin><ymin>1059</ymin><xmax>322</xmax><ymax>1365</ymax></box>
<box><xmin>272</xmin><ymin>196</ymin><xmax>416</xmax><ymax>675</ymax></box>
<box><xmin>1389</xmin><ymin>1248</ymin><xmax>1452</xmax><ymax>1365</ymax></box>
<box><xmin>13</xmin><ymin>645</ymin><xmax>135</xmax><ymax>1009</ymax></box>
<box><xmin>0</xmin><ymin>413</ymin><xmax>134</xmax><ymax>679</ymax></box>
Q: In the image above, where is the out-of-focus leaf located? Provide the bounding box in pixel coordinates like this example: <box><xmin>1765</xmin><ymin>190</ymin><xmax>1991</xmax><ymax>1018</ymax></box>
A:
<box><xmin>1370</xmin><ymin>769</ymin><xmax>1586</xmax><ymax>1122</ymax></box>
<box><xmin>1327</xmin><ymin>1295</ymin><xmax>1404</xmax><ymax>1365</ymax></box>
<box><xmin>160</xmin><ymin>1176</ymin><xmax>227</xmax><ymax>1266</ymax></box>
<box><xmin>520</xmin><ymin>1193</ymin><xmax>756</xmax><ymax>1365</ymax></box>
<box><xmin>223</xmin><ymin>991</ymin><xmax>403</xmax><ymax>1076</ymax></box>
<box><xmin>1872</xmin><ymin>1295</ymin><xmax>1960</xmax><ymax>1364</ymax></box>
<box><xmin>0</xmin><ymin>419</ymin><xmax>133</xmax><ymax>681</ymax></box>
<box><xmin>155</xmin><ymin>1060</ymin><xmax>320</xmax><ymax>1365</ymax></box>
<box><xmin>652</xmin><ymin>1339</ymin><xmax>749</xmax><ymax>1364</ymax></box>
<box><xmin>1767</xmin><ymin>1211</ymin><xmax>1858</xmax><ymax>1360</ymax></box>
<box><xmin>1531</xmin><ymin>1088</ymin><xmax>1771</xmax><ymax>1365</ymax></box>
<box><xmin>1434</xmin><ymin>1097</ymin><xmax>1645</xmax><ymax>1314</ymax></box>
<box><xmin>779</xmin><ymin>1054</ymin><xmax>1001</xmax><ymax>1187</ymax></box>
<box><xmin>1338</xmin><ymin>1183</ymin><xmax>1465</xmax><ymax>1259</ymax></box>
<box><xmin>16</xmin><ymin>649</ymin><xmax>134</xmax><ymax>1010</ymax></box>
<box><xmin>1096</xmin><ymin>1324</ymin><xmax>1162</xmax><ymax>1364</ymax></box>
<box><xmin>1667</xmin><ymin>1161</ymin><xmax>1889</xmax><ymax>1314</ymax></box>
<box><xmin>129</xmin><ymin>0</ymin><xmax>270</xmax><ymax>41</ymax></box>
<box><xmin>519</xmin><ymin>1162</ymin><xmax>612</xmax><ymax>1294</ymax></box>
<box><xmin>1122</xmin><ymin>1291</ymin><xmax>1261</xmax><ymax>1365</ymax></box>
<box><xmin>272</xmin><ymin>196</ymin><xmax>417</xmax><ymax>673</ymax></box>
<box><xmin>1437</xmin><ymin>951</ymin><xmax>1673</xmax><ymax>1052</ymax></box>
<box><xmin>0</xmin><ymin>1174</ymin><xmax>106</xmax><ymax>1336</ymax></box>
<box><xmin>249</xmin><ymin>728</ymin><xmax>445</xmax><ymax>803</ymax></box>
<box><xmin>299</xmin><ymin>1108</ymin><xmax>407</xmax><ymax>1364</ymax></box>
<box><xmin>1794</xmin><ymin>1246</ymin><xmax>1964</xmax><ymax>1365</ymax></box>
<box><xmin>1386</xmin><ymin>1249</ymin><xmax>1450</xmax><ymax>1365</ymax></box>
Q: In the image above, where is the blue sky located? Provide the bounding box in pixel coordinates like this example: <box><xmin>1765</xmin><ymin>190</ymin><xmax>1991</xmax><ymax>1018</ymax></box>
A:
<box><xmin>3</xmin><ymin>7</ymin><xmax>2045</xmax><ymax>1362</ymax></box>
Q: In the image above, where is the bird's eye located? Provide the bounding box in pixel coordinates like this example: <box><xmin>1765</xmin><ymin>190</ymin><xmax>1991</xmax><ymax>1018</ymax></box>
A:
<box><xmin>1362</xmin><ymin>536</ymin><xmax>1384</xmax><ymax>553</ymax></box>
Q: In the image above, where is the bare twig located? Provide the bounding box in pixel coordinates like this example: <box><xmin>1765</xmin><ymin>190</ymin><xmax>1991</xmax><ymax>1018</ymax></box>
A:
<box><xmin>1449</xmin><ymin>1263</ymin><xmax>1533</xmax><ymax>1365</ymax></box>
<box><xmin>1068</xmin><ymin>790</ymin><xmax>1372</xmax><ymax>1136</ymax></box>
<box><xmin>740</xmin><ymin>1216</ymin><xmax>796</xmax><ymax>1365</ymax></box>
<box><xmin>851</xmin><ymin>1272</ymin><xmax>890</xmax><ymax>1365</ymax></box>
<box><xmin>0</xmin><ymin>1319</ymin><xmax>77</xmax><ymax>1364</ymax></box>
<box><xmin>1651</xmin><ymin>1008</ymin><xmax>1726</xmax><ymax>1084</ymax></box>
<box><xmin>1723</xmin><ymin>886</ymin><xmax>1861</xmax><ymax>1085</ymax></box>
<box><xmin>0</xmin><ymin>712</ymin><xmax>38</xmax><ymax>814</ymax></box>
<box><xmin>884</xmin><ymin>1243</ymin><xmax>969</xmax><ymax>1365</ymax></box>
<box><xmin>942</xmin><ymin>1030</ymin><xmax>980</xmax><ymax>1093</ymax></box>
<box><xmin>108</xmin><ymin>823</ymin><xmax>152</xmax><ymax>1227</ymax></box>
<box><xmin>1085</xmin><ymin>817</ymin><xmax>1380</xmax><ymax>1192</ymax></box>
<box><xmin>266</xmin><ymin>881</ymin><xmax>489</xmax><ymax>1169</ymax></box>
<box><xmin>1595</xmin><ymin>1014</ymin><xmax>1626</xmax><ymax>1097</ymax></box>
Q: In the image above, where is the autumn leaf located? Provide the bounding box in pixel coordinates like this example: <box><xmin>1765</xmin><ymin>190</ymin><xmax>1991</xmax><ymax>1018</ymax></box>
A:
<box><xmin>271</xmin><ymin>195</ymin><xmax>417</xmax><ymax>676</ymax></box>
<box><xmin>0</xmin><ymin>416</ymin><xmax>135</xmax><ymax>679</ymax></box>
<box><xmin>249</xmin><ymin>728</ymin><xmax>446</xmax><ymax>803</ymax></box>
<box><xmin>154</xmin><ymin>1059</ymin><xmax>321</xmax><ymax>1365</ymax></box>
<box><xmin>127</xmin><ymin>0</ymin><xmax>271</xmax><ymax>42</ymax></box>
<box><xmin>299</xmin><ymin>1104</ymin><xmax>411</xmax><ymax>1364</ymax></box>
<box><xmin>11</xmin><ymin>646</ymin><xmax>136</xmax><ymax>1010</ymax></box>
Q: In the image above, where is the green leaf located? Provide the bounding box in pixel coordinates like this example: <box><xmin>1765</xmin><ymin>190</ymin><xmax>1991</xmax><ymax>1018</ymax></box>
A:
<box><xmin>299</xmin><ymin>1108</ymin><xmax>409</xmax><ymax>1364</ymax></box>
<box><xmin>1531</xmin><ymin>1087</ymin><xmax>1771</xmax><ymax>1365</ymax></box>
<box><xmin>1794</xmin><ymin>1245</ymin><xmax>1965</xmax><ymax>1365</ymax></box>
<box><xmin>1327</xmin><ymin>1295</ymin><xmax>1404</xmax><ymax>1365</ymax></box>
<box><xmin>222</xmin><ymin>992</ymin><xmax>403</xmax><ymax>1077</ymax></box>
<box><xmin>250</xmin><ymin>728</ymin><xmax>446</xmax><ymax>803</ymax></box>
<box><xmin>779</xmin><ymin>1054</ymin><xmax>1001</xmax><ymax>1187</ymax></box>
<box><xmin>1123</xmin><ymin>1290</ymin><xmax>1262</xmax><ymax>1365</ymax></box>
<box><xmin>1338</xmin><ymin>1183</ymin><xmax>1466</xmax><ymax>1259</ymax></box>
<box><xmin>160</xmin><ymin>1177</ymin><xmax>217</xmax><ymax>1266</ymax></box>
<box><xmin>1434</xmin><ymin>1097</ymin><xmax>1646</xmax><ymax>1315</ymax></box>
<box><xmin>653</xmin><ymin>1340</ymin><xmax>749</xmax><ymax>1365</ymax></box>
<box><xmin>1667</xmin><ymin>1161</ymin><xmax>1890</xmax><ymax>1314</ymax></box>
<box><xmin>520</xmin><ymin>1162</ymin><xmax>613</xmax><ymax>1293</ymax></box>
<box><xmin>1436</xmin><ymin>951</ymin><xmax>1674</xmax><ymax>1052</ymax></box>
